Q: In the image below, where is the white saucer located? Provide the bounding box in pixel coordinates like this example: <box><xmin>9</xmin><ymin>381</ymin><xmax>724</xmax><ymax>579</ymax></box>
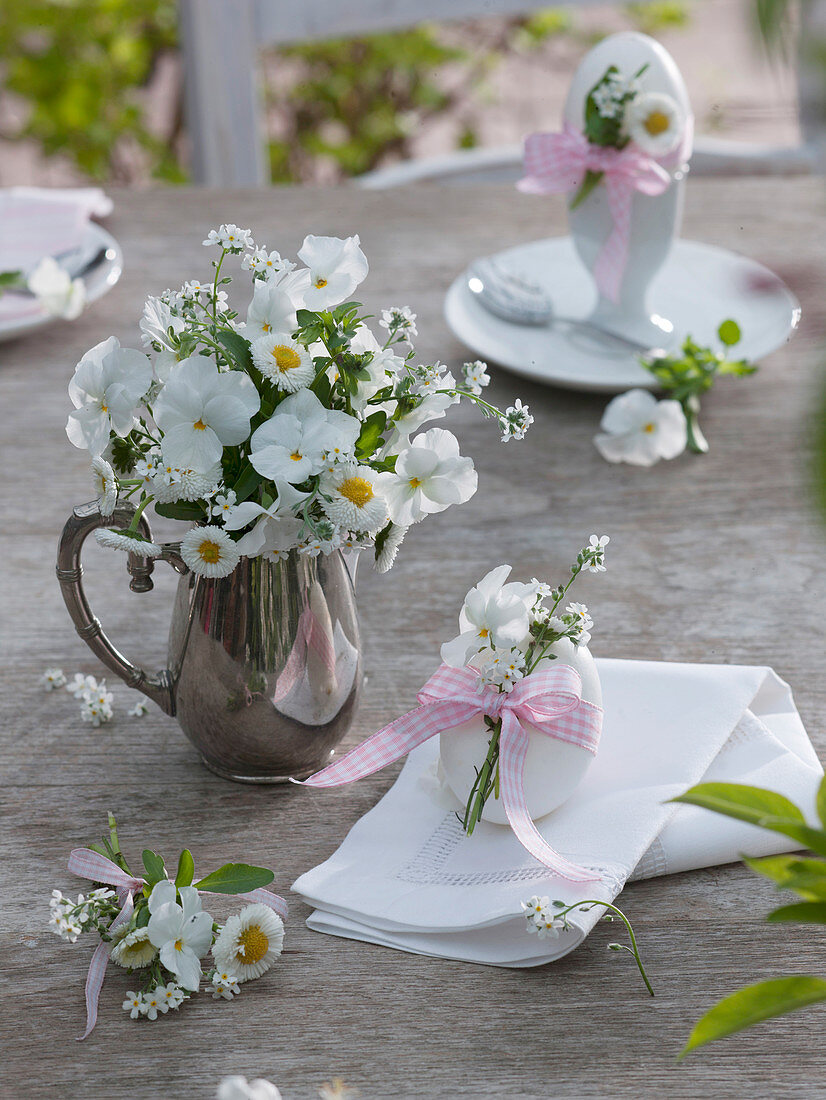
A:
<box><xmin>444</xmin><ymin>237</ymin><xmax>801</xmax><ymax>393</ymax></box>
<box><xmin>0</xmin><ymin>221</ymin><xmax>123</xmax><ymax>344</ymax></box>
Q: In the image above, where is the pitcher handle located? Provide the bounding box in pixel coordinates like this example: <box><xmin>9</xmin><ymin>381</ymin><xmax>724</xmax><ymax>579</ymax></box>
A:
<box><xmin>56</xmin><ymin>500</ymin><xmax>184</xmax><ymax>716</ymax></box>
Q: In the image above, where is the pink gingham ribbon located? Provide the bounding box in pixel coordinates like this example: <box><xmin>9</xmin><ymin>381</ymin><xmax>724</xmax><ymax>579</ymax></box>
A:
<box><xmin>303</xmin><ymin>664</ymin><xmax>603</xmax><ymax>883</ymax></box>
<box><xmin>273</xmin><ymin>604</ymin><xmax>337</xmax><ymax>703</ymax></box>
<box><xmin>517</xmin><ymin>123</ymin><xmax>672</xmax><ymax>304</ymax></box>
<box><xmin>66</xmin><ymin>848</ymin><xmax>288</xmax><ymax>1040</ymax></box>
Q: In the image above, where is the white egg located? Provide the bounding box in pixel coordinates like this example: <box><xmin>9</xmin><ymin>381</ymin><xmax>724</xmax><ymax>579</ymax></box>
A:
<box><xmin>439</xmin><ymin>638</ymin><xmax>602</xmax><ymax>825</ymax></box>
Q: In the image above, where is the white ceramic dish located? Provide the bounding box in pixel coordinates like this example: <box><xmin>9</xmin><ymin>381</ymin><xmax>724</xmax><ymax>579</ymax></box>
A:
<box><xmin>444</xmin><ymin>236</ymin><xmax>801</xmax><ymax>393</ymax></box>
<box><xmin>0</xmin><ymin>221</ymin><xmax>123</xmax><ymax>344</ymax></box>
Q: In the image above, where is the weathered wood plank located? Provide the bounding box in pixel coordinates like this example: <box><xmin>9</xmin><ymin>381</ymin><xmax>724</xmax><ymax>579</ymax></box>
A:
<box><xmin>2</xmin><ymin>180</ymin><xmax>826</xmax><ymax>1099</ymax></box>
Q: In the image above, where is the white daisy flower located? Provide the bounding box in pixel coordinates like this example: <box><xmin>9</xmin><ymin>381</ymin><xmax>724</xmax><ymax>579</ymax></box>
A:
<box><xmin>40</xmin><ymin>668</ymin><xmax>66</xmax><ymax>691</ymax></box>
<box><xmin>180</xmin><ymin>526</ymin><xmax>240</xmax><ymax>579</ymax></box>
<box><xmin>91</xmin><ymin>456</ymin><xmax>118</xmax><ymax>516</ymax></box>
<box><xmin>626</xmin><ymin>91</ymin><xmax>684</xmax><ymax>157</ymax></box>
<box><xmin>212</xmin><ymin>903</ymin><xmax>284</xmax><ymax>983</ymax></box>
<box><xmin>123</xmin><ymin>991</ymin><xmax>143</xmax><ymax>1019</ymax></box>
<box><xmin>320</xmin><ymin>463</ymin><xmax>388</xmax><ymax>534</ymax></box>
<box><xmin>374</xmin><ymin>522</ymin><xmax>408</xmax><ymax>574</ymax></box>
<box><xmin>110</xmin><ymin>927</ymin><xmax>159</xmax><ymax>969</ymax></box>
<box><xmin>94</xmin><ymin>528</ymin><xmax>164</xmax><ymax>557</ymax></box>
<box><xmin>251</xmin><ymin>333</ymin><xmax>315</xmax><ymax>392</ymax></box>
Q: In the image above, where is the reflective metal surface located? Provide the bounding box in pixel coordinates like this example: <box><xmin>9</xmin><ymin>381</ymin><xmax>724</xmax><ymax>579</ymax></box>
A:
<box><xmin>57</xmin><ymin>502</ymin><xmax>362</xmax><ymax>782</ymax></box>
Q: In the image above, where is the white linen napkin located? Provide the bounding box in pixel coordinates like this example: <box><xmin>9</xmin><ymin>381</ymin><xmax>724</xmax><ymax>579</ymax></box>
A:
<box><xmin>0</xmin><ymin>186</ymin><xmax>112</xmax><ymax>272</ymax></box>
<box><xmin>292</xmin><ymin>659</ymin><xmax>823</xmax><ymax>967</ymax></box>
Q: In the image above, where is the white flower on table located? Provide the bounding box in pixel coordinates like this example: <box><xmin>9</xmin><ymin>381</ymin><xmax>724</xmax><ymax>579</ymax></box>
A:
<box><xmin>157</xmin><ymin>982</ymin><xmax>185</xmax><ymax>1011</ymax></box>
<box><xmin>440</xmin><ymin>564</ymin><xmax>534</xmax><ymax>668</ymax></box>
<box><xmin>180</xmin><ymin>525</ymin><xmax>241</xmax><ymax>579</ymax></box>
<box><xmin>203</xmin><ymin>224</ymin><xmax>253</xmax><ymax>253</ymax></box>
<box><xmin>296</xmin><ymin>234</ymin><xmax>369</xmax><ymax>310</ymax></box>
<box><xmin>129</xmin><ymin>696</ymin><xmax>150</xmax><ymax>717</ymax></box>
<box><xmin>320</xmin><ymin>463</ymin><xmax>388</xmax><ymax>534</ymax></box>
<box><xmin>594</xmin><ymin>389</ymin><xmax>687</xmax><ymax>467</ymax></box>
<box><xmin>218</xmin><ymin>1077</ymin><xmax>283</xmax><ymax>1100</ymax></box>
<box><xmin>146</xmin><ymin>880</ymin><xmax>213</xmax><ymax>992</ymax></box>
<box><xmin>224</xmin><ymin>483</ymin><xmax>308</xmax><ymax>558</ymax></box>
<box><xmin>461</xmin><ymin>360</ymin><xmax>491</xmax><ymax>395</ymax></box>
<box><xmin>153</xmin><ymin>356</ymin><xmax>260</xmax><ymax>473</ymax></box>
<box><xmin>208</xmin><ymin>970</ymin><xmax>241</xmax><ymax>1000</ymax></box>
<box><xmin>249</xmin><ymin>389</ymin><xmax>360</xmax><ymax>485</ymax></box>
<box><xmin>122</xmin><ymin>991</ymin><xmax>143</xmax><ymax>1020</ymax></box>
<box><xmin>66</xmin><ymin>336</ymin><xmax>153</xmax><ymax>456</ymax></box>
<box><xmin>212</xmin><ymin>902</ymin><xmax>284</xmax><ymax>983</ymax></box>
<box><xmin>521</xmin><ymin>895</ymin><xmax>550</xmax><ymax>921</ymax></box>
<box><xmin>40</xmin><ymin>668</ymin><xmax>66</xmax><ymax>691</ymax></box>
<box><xmin>91</xmin><ymin>455</ymin><xmax>118</xmax><ymax>516</ymax></box>
<box><xmin>66</xmin><ymin>673</ymin><xmax>98</xmax><ymax>698</ymax></box>
<box><xmin>139</xmin><ymin>989</ymin><xmax>165</xmax><ymax>1020</ymax></box>
<box><xmin>27</xmin><ymin>256</ymin><xmax>86</xmax><ymax>320</ymax></box>
<box><xmin>245</xmin><ymin>281</ymin><xmax>297</xmax><ymax>340</ymax></box>
<box><xmin>251</xmin><ymin>333</ymin><xmax>315</xmax><ymax>392</ymax></box>
<box><xmin>140</xmin><ymin>295</ymin><xmax>185</xmax><ymax>352</ymax></box>
<box><xmin>375</xmin><ymin>427</ymin><xmax>477</xmax><ymax>527</ymax></box>
<box><xmin>110</xmin><ymin>927</ymin><xmax>158</xmax><ymax>969</ymax></box>
<box><xmin>626</xmin><ymin>92</ymin><xmax>684</xmax><ymax>157</ymax></box>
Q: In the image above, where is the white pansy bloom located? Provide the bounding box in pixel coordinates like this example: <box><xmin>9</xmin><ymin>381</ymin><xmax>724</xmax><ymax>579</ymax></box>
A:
<box><xmin>594</xmin><ymin>389</ymin><xmax>687</xmax><ymax>467</ymax></box>
<box><xmin>140</xmin><ymin>296</ymin><xmax>185</xmax><ymax>351</ymax></box>
<box><xmin>66</xmin><ymin>337</ymin><xmax>153</xmax><ymax>455</ymax></box>
<box><xmin>441</xmin><ymin>564</ymin><xmax>536</xmax><ymax>668</ymax></box>
<box><xmin>40</xmin><ymin>668</ymin><xmax>66</xmax><ymax>691</ymax></box>
<box><xmin>91</xmin><ymin>455</ymin><xmax>118</xmax><ymax>516</ymax></box>
<box><xmin>297</xmin><ymin>234</ymin><xmax>369</xmax><ymax>309</ymax></box>
<box><xmin>212</xmin><ymin>902</ymin><xmax>284</xmax><ymax>983</ymax></box>
<box><xmin>180</xmin><ymin>525</ymin><xmax>240</xmax><ymax>579</ymax></box>
<box><xmin>218</xmin><ymin>1077</ymin><xmax>283</xmax><ymax>1100</ymax></box>
<box><xmin>245</xmin><ymin>281</ymin><xmax>297</xmax><ymax>340</ymax></box>
<box><xmin>27</xmin><ymin>256</ymin><xmax>86</xmax><ymax>320</ymax></box>
<box><xmin>110</xmin><ymin>927</ymin><xmax>158</xmax><ymax>969</ymax></box>
<box><xmin>95</xmin><ymin>528</ymin><xmax>164</xmax><ymax>557</ymax></box>
<box><xmin>626</xmin><ymin>92</ymin><xmax>684</xmax><ymax>157</ymax></box>
<box><xmin>251</xmin><ymin>333</ymin><xmax>315</xmax><ymax>392</ymax></box>
<box><xmin>153</xmin><ymin>355</ymin><xmax>260</xmax><ymax>472</ymax></box>
<box><xmin>376</xmin><ymin>427</ymin><xmax>477</xmax><ymax>527</ymax></box>
<box><xmin>250</xmin><ymin>389</ymin><xmax>360</xmax><ymax>485</ymax></box>
<box><xmin>320</xmin><ymin>463</ymin><xmax>388</xmax><ymax>534</ymax></box>
<box><xmin>146</xmin><ymin>881</ymin><xmax>213</xmax><ymax>992</ymax></box>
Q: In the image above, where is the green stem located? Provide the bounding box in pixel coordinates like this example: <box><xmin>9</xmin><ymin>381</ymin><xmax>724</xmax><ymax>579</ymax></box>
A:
<box><xmin>682</xmin><ymin>396</ymin><xmax>709</xmax><ymax>454</ymax></box>
<box><xmin>556</xmin><ymin>900</ymin><xmax>654</xmax><ymax>996</ymax></box>
<box><xmin>569</xmin><ymin>169</ymin><xmax>604</xmax><ymax>211</ymax></box>
<box><xmin>462</xmin><ymin>718</ymin><xmax>502</xmax><ymax>835</ymax></box>
<box><xmin>126</xmin><ymin>494</ymin><xmax>154</xmax><ymax>534</ymax></box>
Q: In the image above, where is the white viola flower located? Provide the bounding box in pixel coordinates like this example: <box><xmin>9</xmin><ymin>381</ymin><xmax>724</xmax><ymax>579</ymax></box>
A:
<box><xmin>586</xmin><ymin>534</ymin><xmax>610</xmax><ymax>573</ymax></box>
<box><xmin>123</xmin><ymin>991</ymin><xmax>143</xmax><ymax>1020</ymax></box>
<box><xmin>594</xmin><ymin>389</ymin><xmax>687</xmax><ymax>467</ymax></box>
<box><xmin>218</xmin><ymin>1077</ymin><xmax>283</xmax><ymax>1100</ymax></box>
<box><xmin>66</xmin><ymin>673</ymin><xmax>98</xmax><ymax>698</ymax></box>
<box><xmin>212</xmin><ymin>902</ymin><xmax>284</xmax><ymax>983</ymax></box>
<box><xmin>297</xmin><ymin>234</ymin><xmax>369</xmax><ymax>309</ymax></box>
<box><xmin>27</xmin><ymin>256</ymin><xmax>86</xmax><ymax>320</ymax></box>
<box><xmin>128</xmin><ymin>696</ymin><xmax>150</xmax><ymax>717</ymax></box>
<box><xmin>80</xmin><ymin>697</ymin><xmax>113</xmax><ymax>727</ymax></box>
<box><xmin>157</xmin><ymin>982</ymin><xmax>185</xmax><ymax>1011</ymax></box>
<box><xmin>501</xmin><ymin>398</ymin><xmax>534</xmax><ymax>442</ymax></box>
<box><xmin>153</xmin><ymin>355</ymin><xmax>260</xmax><ymax>473</ymax></box>
<box><xmin>110</xmin><ymin>927</ymin><xmax>158</xmax><ymax>969</ymax></box>
<box><xmin>95</xmin><ymin>528</ymin><xmax>164</xmax><ymax>557</ymax></box>
<box><xmin>245</xmin><ymin>281</ymin><xmax>297</xmax><ymax>340</ymax></box>
<box><xmin>208</xmin><ymin>970</ymin><xmax>241</xmax><ymax>1000</ymax></box>
<box><xmin>152</xmin><ymin>348</ymin><xmax>186</xmax><ymax>385</ymax></box>
<box><xmin>376</xmin><ymin>427</ymin><xmax>477</xmax><ymax>527</ymax></box>
<box><xmin>374</xmin><ymin>522</ymin><xmax>408</xmax><ymax>574</ymax></box>
<box><xmin>320</xmin><ymin>463</ymin><xmax>388</xmax><ymax>534</ymax></box>
<box><xmin>462</xmin><ymin>360</ymin><xmax>491</xmax><ymax>395</ymax></box>
<box><xmin>212</xmin><ymin>489</ymin><xmax>238</xmax><ymax>521</ymax></box>
<box><xmin>225</xmin><ymin>485</ymin><xmax>308</xmax><ymax>558</ymax></box>
<box><xmin>146</xmin><ymin>881</ymin><xmax>213</xmax><ymax>992</ymax></box>
<box><xmin>140</xmin><ymin>295</ymin><xmax>185</xmax><ymax>351</ymax></box>
<box><xmin>249</xmin><ymin>389</ymin><xmax>360</xmax><ymax>485</ymax></box>
<box><xmin>203</xmin><ymin>224</ymin><xmax>253</xmax><ymax>252</ymax></box>
<box><xmin>66</xmin><ymin>337</ymin><xmax>153</xmax><ymax>455</ymax></box>
<box><xmin>379</xmin><ymin>305</ymin><xmax>418</xmax><ymax>344</ymax></box>
<box><xmin>441</xmin><ymin>564</ymin><xmax>535</xmax><ymax>668</ymax></box>
<box><xmin>251</xmin><ymin>333</ymin><xmax>315</xmax><ymax>392</ymax></box>
<box><xmin>91</xmin><ymin>455</ymin><xmax>118</xmax><ymax>516</ymax></box>
<box><xmin>626</xmin><ymin>92</ymin><xmax>684</xmax><ymax>157</ymax></box>
<box><xmin>40</xmin><ymin>668</ymin><xmax>66</xmax><ymax>691</ymax></box>
<box><xmin>139</xmin><ymin>990</ymin><xmax>165</xmax><ymax>1020</ymax></box>
<box><xmin>180</xmin><ymin>525</ymin><xmax>240</xmax><ymax>579</ymax></box>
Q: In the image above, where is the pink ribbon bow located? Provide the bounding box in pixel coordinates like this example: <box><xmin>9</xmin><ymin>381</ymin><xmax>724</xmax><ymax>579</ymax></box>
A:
<box><xmin>66</xmin><ymin>848</ymin><xmax>288</xmax><ymax>1040</ymax></box>
<box><xmin>517</xmin><ymin>123</ymin><xmax>672</xmax><ymax>304</ymax></box>
<box><xmin>304</xmin><ymin>663</ymin><xmax>603</xmax><ymax>883</ymax></box>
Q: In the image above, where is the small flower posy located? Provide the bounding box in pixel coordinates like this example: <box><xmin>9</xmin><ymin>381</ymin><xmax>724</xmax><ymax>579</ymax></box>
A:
<box><xmin>440</xmin><ymin>535</ymin><xmax>609</xmax><ymax>833</ymax></box>
<box><xmin>41</xmin><ymin>668</ymin><xmax>148</xmax><ymax>727</ymax></box>
<box><xmin>65</xmin><ymin>226</ymin><xmax>531</xmax><ymax>578</ymax></box>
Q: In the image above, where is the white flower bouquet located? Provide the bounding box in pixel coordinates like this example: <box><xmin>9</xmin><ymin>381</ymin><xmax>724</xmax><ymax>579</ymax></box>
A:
<box><xmin>65</xmin><ymin>225</ymin><xmax>531</xmax><ymax>578</ymax></box>
<box><xmin>50</xmin><ymin>815</ymin><xmax>286</xmax><ymax>1036</ymax></box>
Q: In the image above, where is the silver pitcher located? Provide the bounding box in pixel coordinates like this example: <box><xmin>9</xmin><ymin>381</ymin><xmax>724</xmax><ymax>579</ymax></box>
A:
<box><xmin>56</xmin><ymin>502</ymin><xmax>362</xmax><ymax>782</ymax></box>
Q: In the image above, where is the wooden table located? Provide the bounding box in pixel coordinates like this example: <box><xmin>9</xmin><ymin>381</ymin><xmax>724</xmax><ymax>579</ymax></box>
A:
<box><xmin>3</xmin><ymin>181</ymin><xmax>826</xmax><ymax>1100</ymax></box>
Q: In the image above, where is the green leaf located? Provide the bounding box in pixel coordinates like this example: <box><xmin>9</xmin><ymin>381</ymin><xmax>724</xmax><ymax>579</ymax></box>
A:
<box><xmin>175</xmin><ymin>848</ymin><xmax>195</xmax><ymax>888</ymax></box>
<box><xmin>217</xmin><ymin>328</ymin><xmax>253</xmax><ymax>372</ymax></box>
<box><xmin>767</xmin><ymin>901</ymin><xmax>826</xmax><ymax>923</ymax></box>
<box><xmin>295</xmin><ymin>308</ymin><xmax>320</xmax><ymax>327</ymax></box>
<box><xmin>0</xmin><ymin>269</ymin><xmax>22</xmax><ymax>288</ymax></box>
<box><xmin>142</xmin><ymin>849</ymin><xmax>166</xmax><ymax>887</ymax></box>
<box><xmin>355</xmin><ymin>410</ymin><xmax>387</xmax><ymax>460</ymax></box>
<box><xmin>154</xmin><ymin>500</ymin><xmax>205</xmax><ymax>522</ymax></box>
<box><xmin>231</xmin><ymin>462</ymin><xmax>263</xmax><ymax>504</ymax></box>
<box><xmin>194</xmin><ymin>862</ymin><xmax>275</xmax><ymax>895</ymax></box>
<box><xmin>816</xmin><ymin>775</ymin><xmax>826</xmax><ymax>829</ymax></box>
<box><xmin>671</xmin><ymin>782</ymin><xmax>806</xmax><ymax>827</ymax></box>
<box><xmin>717</xmin><ymin>319</ymin><xmax>742</xmax><ymax>347</ymax></box>
<box><xmin>745</xmin><ymin>854</ymin><xmax>826</xmax><ymax>899</ymax></box>
<box><xmin>681</xmin><ymin>976</ymin><xmax>826</xmax><ymax>1055</ymax></box>
<box><xmin>135</xmin><ymin>903</ymin><xmax>150</xmax><ymax>928</ymax></box>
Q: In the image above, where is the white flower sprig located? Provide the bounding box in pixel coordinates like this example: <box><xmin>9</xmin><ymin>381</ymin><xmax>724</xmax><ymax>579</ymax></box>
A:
<box><xmin>41</xmin><ymin>669</ymin><xmax>148</xmax><ymax>727</ymax></box>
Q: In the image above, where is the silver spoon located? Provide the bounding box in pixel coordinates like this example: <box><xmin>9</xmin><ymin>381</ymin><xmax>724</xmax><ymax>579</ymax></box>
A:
<box><xmin>466</xmin><ymin>258</ymin><xmax>667</xmax><ymax>358</ymax></box>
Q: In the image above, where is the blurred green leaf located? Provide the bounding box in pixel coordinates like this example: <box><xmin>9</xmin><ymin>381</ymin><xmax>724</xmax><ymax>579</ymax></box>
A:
<box><xmin>717</xmin><ymin>319</ymin><xmax>742</xmax><ymax>347</ymax></box>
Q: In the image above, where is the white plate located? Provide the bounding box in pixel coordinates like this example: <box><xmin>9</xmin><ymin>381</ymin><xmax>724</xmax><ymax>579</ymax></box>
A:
<box><xmin>444</xmin><ymin>237</ymin><xmax>801</xmax><ymax>393</ymax></box>
<box><xmin>0</xmin><ymin>221</ymin><xmax>123</xmax><ymax>344</ymax></box>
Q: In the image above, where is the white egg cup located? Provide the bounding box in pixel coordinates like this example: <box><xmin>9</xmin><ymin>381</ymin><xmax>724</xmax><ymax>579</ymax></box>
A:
<box><xmin>565</xmin><ymin>32</ymin><xmax>693</xmax><ymax>348</ymax></box>
<box><xmin>439</xmin><ymin>638</ymin><xmax>602</xmax><ymax>825</ymax></box>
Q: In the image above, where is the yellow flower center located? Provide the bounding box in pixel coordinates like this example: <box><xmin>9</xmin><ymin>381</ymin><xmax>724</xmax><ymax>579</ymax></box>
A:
<box><xmin>236</xmin><ymin>925</ymin><xmax>269</xmax><ymax>963</ymax></box>
<box><xmin>643</xmin><ymin>422</ymin><xmax>656</xmax><ymax>434</ymax></box>
<box><xmin>271</xmin><ymin>344</ymin><xmax>302</xmax><ymax>373</ymax></box>
<box><xmin>314</xmin><ymin>277</ymin><xmax>328</xmax><ymax>289</ymax></box>
<box><xmin>409</xmin><ymin>477</ymin><xmax>423</xmax><ymax>489</ymax></box>
<box><xmin>193</xmin><ymin>418</ymin><xmax>207</xmax><ymax>431</ymax></box>
<box><xmin>290</xmin><ymin>450</ymin><xmax>303</xmax><ymax>462</ymax></box>
<box><xmin>644</xmin><ymin>110</ymin><xmax>670</xmax><ymax>136</ymax></box>
<box><xmin>262</xmin><ymin>322</ymin><xmax>272</xmax><ymax>333</ymax></box>
<box><xmin>101</xmin><ymin>403</ymin><xmax>108</xmax><ymax>414</ymax></box>
<box><xmin>478</xmin><ymin>627</ymin><xmax>489</xmax><ymax>638</ymax></box>
<box><xmin>174</xmin><ymin>938</ymin><xmax>184</xmax><ymax>952</ymax></box>
<box><xmin>338</xmin><ymin>476</ymin><xmax>374</xmax><ymax>508</ymax></box>
<box><xmin>198</xmin><ymin>539</ymin><xmax>222</xmax><ymax>564</ymax></box>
